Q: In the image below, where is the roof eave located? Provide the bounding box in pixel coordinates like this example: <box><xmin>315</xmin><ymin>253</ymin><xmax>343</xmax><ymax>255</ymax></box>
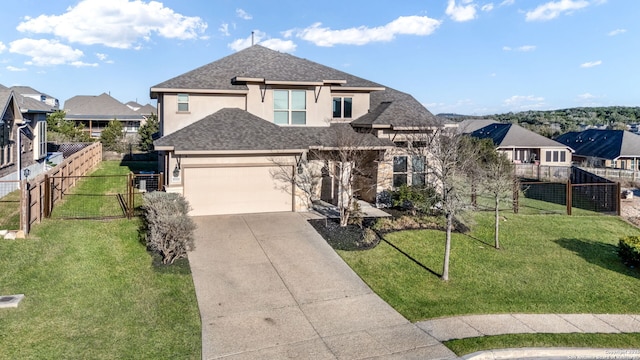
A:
<box><xmin>150</xmin><ymin>87</ymin><xmax>249</xmax><ymax>98</ymax></box>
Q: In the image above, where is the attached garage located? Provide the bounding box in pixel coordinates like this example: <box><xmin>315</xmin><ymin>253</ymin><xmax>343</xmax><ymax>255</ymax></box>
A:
<box><xmin>183</xmin><ymin>166</ymin><xmax>293</xmax><ymax>216</ymax></box>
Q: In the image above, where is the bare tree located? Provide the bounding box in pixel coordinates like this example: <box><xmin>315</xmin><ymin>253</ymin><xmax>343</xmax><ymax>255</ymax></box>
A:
<box><xmin>271</xmin><ymin>124</ymin><xmax>385</xmax><ymax>227</ymax></box>
<box><xmin>409</xmin><ymin>128</ymin><xmax>478</xmax><ymax>281</ymax></box>
<box><xmin>480</xmin><ymin>151</ymin><xmax>517</xmax><ymax>249</ymax></box>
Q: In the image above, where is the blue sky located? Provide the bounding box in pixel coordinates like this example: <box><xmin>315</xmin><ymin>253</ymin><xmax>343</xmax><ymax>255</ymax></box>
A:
<box><xmin>0</xmin><ymin>0</ymin><xmax>637</xmax><ymax>115</ymax></box>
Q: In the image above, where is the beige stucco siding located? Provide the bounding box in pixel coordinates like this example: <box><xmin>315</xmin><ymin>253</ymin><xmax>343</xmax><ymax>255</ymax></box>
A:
<box><xmin>162</xmin><ymin>93</ymin><xmax>246</xmax><ymax>135</ymax></box>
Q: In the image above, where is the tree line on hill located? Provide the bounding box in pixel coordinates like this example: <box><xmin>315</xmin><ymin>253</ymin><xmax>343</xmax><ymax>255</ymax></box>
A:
<box><xmin>440</xmin><ymin>106</ymin><xmax>640</xmax><ymax>138</ymax></box>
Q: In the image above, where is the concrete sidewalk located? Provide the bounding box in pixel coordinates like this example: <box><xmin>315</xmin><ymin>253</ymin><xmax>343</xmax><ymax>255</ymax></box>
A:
<box><xmin>417</xmin><ymin>314</ymin><xmax>640</xmax><ymax>342</ymax></box>
<box><xmin>189</xmin><ymin>213</ymin><xmax>457</xmax><ymax>360</ymax></box>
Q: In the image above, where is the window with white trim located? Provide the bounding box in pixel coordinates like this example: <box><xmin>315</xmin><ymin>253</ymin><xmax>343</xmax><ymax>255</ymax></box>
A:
<box><xmin>545</xmin><ymin>150</ymin><xmax>567</xmax><ymax>163</ymax></box>
<box><xmin>0</xmin><ymin>120</ymin><xmax>12</xmax><ymax>166</ymax></box>
<box><xmin>274</xmin><ymin>90</ymin><xmax>306</xmax><ymax>125</ymax></box>
<box><xmin>37</xmin><ymin>120</ymin><xmax>47</xmax><ymax>159</ymax></box>
<box><xmin>332</xmin><ymin>97</ymin><xmax>352</xmax><ymax>118</ymax></box>
<box><xmin>177</xmin><ymin>94</ymin><xmax>189</xmax><ymax>112</ymax></box>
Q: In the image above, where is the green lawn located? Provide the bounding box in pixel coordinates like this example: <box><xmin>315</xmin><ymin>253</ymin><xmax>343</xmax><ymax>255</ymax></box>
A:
<box><xmin>0</xmin><ymin>161</ymin><xmax>201</xmax><ymax>359</ymax></box>
<box><xmin>0</xmin><ymin>188</ymin><xmax>21</xmax><ymax>229</ymax></box>
<box><xmin>337</xmin><ymin>211</ymin><xmax>640</xmax><ymax>353</ymax></box>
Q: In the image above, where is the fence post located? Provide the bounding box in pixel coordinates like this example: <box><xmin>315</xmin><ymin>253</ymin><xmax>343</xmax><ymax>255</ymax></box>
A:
<box><xmin>158</xmin><ymin>172</ymin><xmax>164</xmax><ymax>191</ymax></box>
<box><xmin>617</xmin><ymin>182</ymin><xmax>621</xmax><ymax>216</ymax></box>
<box><xmin>513</xmin><ymin>179</ymin><xmax>519</xmax><ymax>214</ymax></box>
<box><xmin>566</xmin><ymin>180</ymin><xmax>572</xmax><ymax>216</ymax></box>
<box><xmin>20</xmin><ymin>180</ymin><xmax>29</xmax><ymax>235</ymax></box>
<box><xmin>43</xmin><ymin>174</ymin><xmax>51</xmax><ymax>218</ymax></box>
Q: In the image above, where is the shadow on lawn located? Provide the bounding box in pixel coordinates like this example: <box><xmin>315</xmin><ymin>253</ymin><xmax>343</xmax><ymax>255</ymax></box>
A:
<box><xmin>554</xmin><ymin>238</ymin><xmax>639</xmax><ymax>278</ymax></box>
<box><xmin>381</xmin><ymin>237</ymin><xmax>441</xmax><ymax>278</ymax></box>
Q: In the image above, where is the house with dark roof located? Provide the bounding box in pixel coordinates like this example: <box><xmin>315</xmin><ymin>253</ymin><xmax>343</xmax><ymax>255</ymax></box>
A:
<box><xmin>63</xmin><ymin>93</ymin><xmax>148</xmax><ymax>137</ymax></box>
<box><xmin>150</xmin><ymin>45</ymin><xmax>441</xmax><ymax>216</ymax></box>
<box><xmin>461</xmin><ymin>120</ymin><xmax>573</xmax><ymax>166</ymax></box>
<box><xmin>0</xmin><ymin>84</ymin><xmax>53</xmax><ymax>183</ymax></box>
<box><xmin>556</xmin><ymin>129</ymin><xmax>640</xmax><ymax>170</ymax></box>
<box><xmin>10</xmin><ymin>86</ymin><xmax>59</xmax><ymax>109</ymax></box>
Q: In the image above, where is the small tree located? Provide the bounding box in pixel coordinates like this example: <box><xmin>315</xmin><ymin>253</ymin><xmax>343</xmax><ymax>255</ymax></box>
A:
<box><xmin>411</xmin><ymin>128</ymin><xmax>478</xmax><ymax>281</ymax></box>
<box><xmin>100</xmin><ymin>119</ymin><xmax>125</xmax><ymax>152</ymax></box>
<box><xmin>47</xmin><ymin>110</ymin><xmax>93</xmax><ymax>142</ymax></box>
<box><xmin>479</xmin><ymin>148</ymin><xmax>517</xmax><ymax>249</ymax></box>
<box><xmin>141</xmin><ymin>192</ymin><xmax>196</xmax><ymax>264</ymax></box>
<box><xmin>138</xmin><ymin>114</ymin><xmax>159</xmax><ymax>152</ymax></box>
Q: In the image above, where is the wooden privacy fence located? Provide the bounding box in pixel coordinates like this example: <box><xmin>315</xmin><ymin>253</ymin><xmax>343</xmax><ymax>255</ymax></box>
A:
<box><xmin>22</xmin><ymin>142</ymin><xmax>102</xmax><ymax>233</ymax></box>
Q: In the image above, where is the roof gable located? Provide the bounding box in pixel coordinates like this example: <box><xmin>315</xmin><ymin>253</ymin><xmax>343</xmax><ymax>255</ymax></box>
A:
<box><xmin>556</xmin><ymin>129</ymin><xmax>640</xmax><ymax>160</ymax></box>
<box><xmin>351</xmin><ymin>88</ymin><xmax>441</xmax><ymax>129</ymax></box>
<box><xmin>151</xmin><ymin>45</ymin><xmax>383</xmax><ymax>95</ymax></box>
<box><xmin>463</xmin><ymin>120</ymin><xmax>570</xmax><ymax>148</ymax></box>
<box><xmin>63</xmin><ymin>93</ymin><xmax>143</xmax><ymax>120</ymax></box>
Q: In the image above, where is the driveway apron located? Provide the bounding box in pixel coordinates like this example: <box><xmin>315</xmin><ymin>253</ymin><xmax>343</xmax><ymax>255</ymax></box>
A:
<box><xmin>189</xmin><ymin>212</ymin><xmax>457</xmax><ymax>360</ymax></box>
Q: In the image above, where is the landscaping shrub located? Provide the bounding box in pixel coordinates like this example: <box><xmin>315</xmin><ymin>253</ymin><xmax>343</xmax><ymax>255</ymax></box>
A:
<box><xmin>390</xmin><ymin>185</ymin><xmax>440</xmax><ymax>215</ymax></box>
<box><xmin>142</xmin><ymin>192</ymin><xmax>196</xmax><ymax>264</ymax></box>
<box><xmin>618</xmin><ymin>236</ymin><xmax>640</xmax><ymax>267</ymax></box>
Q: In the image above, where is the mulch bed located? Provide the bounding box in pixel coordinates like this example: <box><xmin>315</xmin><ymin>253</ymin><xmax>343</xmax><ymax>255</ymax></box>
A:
<box><xmin>308</xmin><ymin>218</ymin><xmax>380</xmax><ymax>251</ymax></box>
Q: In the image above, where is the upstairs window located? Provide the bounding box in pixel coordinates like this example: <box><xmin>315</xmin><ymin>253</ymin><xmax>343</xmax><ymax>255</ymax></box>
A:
<box><xmin>177</xmin><ymin>94</ymin><xmax>189</xmax><ymax>112</ymax></box>
<box><xmin>274</xmin><ymin>90</ymin><xmax>306</xmax><ymax>125</ymax></box>
<box><xmin>333</xmin><ymin>97</ymin><xmax>352</xmax><ymax>118</ymax></box>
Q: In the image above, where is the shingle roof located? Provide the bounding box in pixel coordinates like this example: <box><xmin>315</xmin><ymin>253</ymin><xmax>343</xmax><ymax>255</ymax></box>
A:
<box><xmin>63</xmin><ymin>93</ymin><xmax>144</xmax><ymax>120</ymax></box>
<box><xmin>351</xmin><ymin>87</ymin><xmax>442</xmax><ymax>129</ymax></box>
<box><xmin>151</xmin><ymin>45</ymin><xmax>382</xmax><ymax>93</ymax></box>
<box><xmin>0</xmin><ymin>89</ymin><xmax>13</xmax><ymax>116</ymax></box>
<box><xmin>155</xmin><ymin>108</ymin><xmax>392</xmax><ymax>152</ymax></box>
<box><xmin>556</xmin><ymin>129</ymin><xmax>640</xmax><ymax>160</ymax></box>
<box><xmin>461</xmin><ymin>120</ymin><xmax>570</xmax><ymax>148</ymax></box>
<box><xmin>16</xmin><ymin>94</ymin><xmax>56</xmax><ymax>113</ymax></box>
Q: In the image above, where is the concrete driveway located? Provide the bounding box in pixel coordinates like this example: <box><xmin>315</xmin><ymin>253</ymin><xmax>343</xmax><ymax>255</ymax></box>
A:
<box><xmin>189</xmin><ymin>212</ymin><xmax>457</xmax><ymax>360</ymax></box>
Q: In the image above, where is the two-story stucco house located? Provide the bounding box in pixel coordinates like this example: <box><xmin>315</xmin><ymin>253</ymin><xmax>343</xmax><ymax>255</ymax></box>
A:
<box><xmin>151</xmin><ymin>45</ymin><xmax>442</xmax><ymax>216</ymax></box>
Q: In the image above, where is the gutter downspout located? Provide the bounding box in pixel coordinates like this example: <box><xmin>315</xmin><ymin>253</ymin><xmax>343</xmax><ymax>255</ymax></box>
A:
<box><xmin>16</xmin><ymin>122</ymin><xmax>29</xmax><ymax>189</ymax></box>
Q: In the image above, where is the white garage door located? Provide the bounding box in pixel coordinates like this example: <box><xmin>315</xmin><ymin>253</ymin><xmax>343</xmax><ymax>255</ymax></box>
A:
<box><xmin>184</xmin><ymin>166</ymin><xmax>293</xmax><ymax>216</ymax></box>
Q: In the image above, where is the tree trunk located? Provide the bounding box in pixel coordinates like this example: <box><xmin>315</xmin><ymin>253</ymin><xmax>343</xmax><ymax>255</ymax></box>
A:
<box><xmin>442</xmin><ymin>212</ymin><xmax>452</xmax><ymax>281</ymax></box>
<box><xmin>494</xmin><ymin>195</ymin><xmax>500</xmax><ymax>249</ymax></box>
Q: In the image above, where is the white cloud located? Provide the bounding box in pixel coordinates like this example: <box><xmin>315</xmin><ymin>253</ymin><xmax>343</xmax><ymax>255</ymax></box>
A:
<box><xmin>219</xmin><ymin>23</ymin><xmax>230</xmax><ymax>36</ymax></box>
<box><xmin>482</xmin><ymin>3</ymin><xmax>495</xmax><ymax>12</ymax></box>
<box><xmin>580</xmin><ymin>60</ymin><xmax>602</xmax><ymax>68</ymax></box>
<box><xmin>9</xmin><ymin>38</ymin><xmax>86</xmax><ymax>66</ymax></box>
<box><xmin>500</xmin><ymin>0</ymin><xmax>515</xmax><ymax>5</ymax></box>
<box><xmin>6</xmin><ymin>66</ymin><xmax>27</xmax><ymax>72</ymax></box>
<box><xmin>70</xmin><ymin>61</ymin><xmax>99</xmax><ymax>67</ymax></box>
<box><xmin>503</xmin><ymin>45</ymin><xmax>536</xmax><ymax>51</ymax></box>
<box><xmin>0</xmin><ymin>42</ymin><xmax>6</xmax><ymax>53</ymax></box>
<box><xmin>608</xmin><ymin>29</ymin><xmax>627</xmax><ymax>36</ymax></box>
<box><xmin>96</xmin><ymin>53</ymin><xmax>114</xmax><ymax>64</ymax></box>
<box><xmin>525</xmin><ymin>0</ymin><xmax>589</xmax><ymax>21</ymax></box>
<box><xmin>16</xmin><ymin>0</ymin><xmax>208</xmax><ymax>49</ymax></box>
<box><xmin>503</xmin><ymin>95</ymin><xmax>545</xmax><ymax>109</ymax></box>
<box><xmin>578</xmin><ymin>92</ymin><xmax>596</xmax><ymax>99</ymax></box>
<box><xmin>291</xmin><ymin>15</ymin><xmax>441</xmax><ymax>47</ymax></box>
<box><xmin>446</xmin><ymin>0</ymin><xmax>478</xmax><ymax>22</ymax></box>
<box><xmin>236</xmin><ymin>8</ymin><xmax>252</xmax><ymax>20</ymax></box>
<box><xmin>228</xmin><ymin>30</ymin><xmax>296</xmax><ymax>53</ymax></box>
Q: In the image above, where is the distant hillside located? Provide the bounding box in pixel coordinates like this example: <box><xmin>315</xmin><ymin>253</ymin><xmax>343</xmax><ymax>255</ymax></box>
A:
<box><xmin>438</xmin><ymin>106</ymin><xmax>640</xmax><ymax>138</ymax></box>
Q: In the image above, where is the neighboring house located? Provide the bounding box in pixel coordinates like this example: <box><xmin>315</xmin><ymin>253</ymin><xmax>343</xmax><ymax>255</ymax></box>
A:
<box><xmin>10</xmin><ymin>85</ymin><xmax>59</xmax><ymax>109</ymax></box>
<box><xmin>556</xmin><ymin>129</ymin><xmax>640</xmax><ymax>170</ymax></box>
<box><xmin>151</xmin><ymin>45</ymin><xmax>442</xmax><ymax>216</ymax></box>
<box><xmin>63</xmin><ymin>93</ymin><xmax>147</xmax><ymax>137</ymax></box>
<box><xmin>0</xmin><ymin>85</ymin><xmax>52</xmax><ymax>182</ymax></box>
<box><xmin>461</xmin><ymin>119</ymin><xmax>574</xmax><ymax>166</ymax></box>
<box><xmin>126</xmin><ymin>101</ymin><xmax>157</xmax><ymax>117</ymax></box>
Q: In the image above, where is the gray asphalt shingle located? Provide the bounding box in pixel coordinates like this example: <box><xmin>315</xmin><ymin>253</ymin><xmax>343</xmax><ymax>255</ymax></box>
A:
<box><xmin>556</xmin><ymin>129</ymin><xmax>640</xmax><ymax>160</ymax></box>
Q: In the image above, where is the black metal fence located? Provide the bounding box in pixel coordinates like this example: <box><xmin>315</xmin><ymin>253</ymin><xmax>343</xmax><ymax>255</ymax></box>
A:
<box><xmin>45</xmin><ymin>173</ymin><xmax>163</xmax><ymax>220</ymax></box>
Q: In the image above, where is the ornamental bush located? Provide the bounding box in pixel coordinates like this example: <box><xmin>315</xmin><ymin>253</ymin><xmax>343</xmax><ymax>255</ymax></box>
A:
<box><xmin>618</xmin><ymin>236</ymin><xmax>640</xmax><ymax>267</ymax></box>
<box><xmin>142</xmin><ymin>192</ymin><xmax>196</xmax><ymax>264</ymax></box>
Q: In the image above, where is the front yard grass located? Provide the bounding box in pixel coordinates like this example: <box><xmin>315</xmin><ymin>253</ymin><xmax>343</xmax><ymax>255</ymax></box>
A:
<box><xmin>0</xmin><ymin>160</ymin><xmax>201</xmax><ymax>359</ymax></box>
<box><xmin>336</xmin><ymin>211</ymin><xmax>640</xmax><ymax>353</ymax></box>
